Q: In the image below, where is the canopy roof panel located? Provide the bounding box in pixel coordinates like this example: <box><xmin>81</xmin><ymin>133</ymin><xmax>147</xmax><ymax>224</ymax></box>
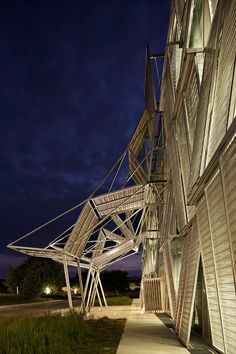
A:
<box><xmin>64</xmin><ymin>201</ymin><xmax>98</xmax><ymax>257</ymax></box>
<box><xmin>93</xmin><ymin>239</ymin><xmax>135</xmax><ymax>269</ymax></box>
<box><xmin>92</xmin><ymin>185</ymin><xmax>145</xmax><ymax>217</ymax></box>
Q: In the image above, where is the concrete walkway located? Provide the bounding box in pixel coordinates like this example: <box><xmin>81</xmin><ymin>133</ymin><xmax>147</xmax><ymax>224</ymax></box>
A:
<box><xmin>89</xmin><ymin>299</ymin><xmax>189</xmax><ymax>354</ymax></box>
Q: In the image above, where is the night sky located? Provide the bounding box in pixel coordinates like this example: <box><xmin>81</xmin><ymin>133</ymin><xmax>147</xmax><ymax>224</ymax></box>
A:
<box><xmin>0</xmin><ymin>0</ymin><xmax>170</xmax><ymax>277</ymax></box>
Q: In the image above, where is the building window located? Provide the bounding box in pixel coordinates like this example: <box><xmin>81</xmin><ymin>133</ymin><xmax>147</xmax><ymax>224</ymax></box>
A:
<box><xmin>188</xmin><ymin>0</ymin><xmax>211</xmax><ymax>49</ymax></box>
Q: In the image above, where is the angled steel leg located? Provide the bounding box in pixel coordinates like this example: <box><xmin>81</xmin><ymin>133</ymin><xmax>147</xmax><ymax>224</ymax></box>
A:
<box><xmin>63</xmin><ymin>255</ymin><xmax>73</xmax><ymax>309</ymax></box>
<box><xmin>89</xmin><ymin>271</ymin><xmax>98</xmax><ymax>309</ymax></box>
<box><xmin>83</xmin><ymin>265</ymin><xmax>92</xmax><ymax>312</ymax></box>
<box><xmin>86</xmin><ymin>269</ymin><xmax>95</xmax><ymax>310</ymax></box>
<box><xmin>90</xmin><ymin>270</ymin><xmax>103</xmax><ymax>310</ymax></box>
<box><xmin>98</xmin><ymin>273</ymin><xmax>107</xmax><ymax>307</ymax></box>
<box><xmin>77</xmin><ymin>261</ymin><xmax>85</xmax><ymax>314</ymax></box>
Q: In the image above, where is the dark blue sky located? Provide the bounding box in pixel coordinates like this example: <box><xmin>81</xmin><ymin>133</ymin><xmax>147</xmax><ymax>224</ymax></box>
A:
<box><xmin>0</xmin><ymin>0</ymin><xmax>170</xmax><ymax>277</ymax></box>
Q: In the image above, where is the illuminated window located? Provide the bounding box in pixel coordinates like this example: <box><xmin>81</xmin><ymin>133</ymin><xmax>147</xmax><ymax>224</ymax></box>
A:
<box><xmin>195</xmin><ymin>52</ymin><xmax>205</xmax><ymax>84</ymax></box>
<box><xmin>169</xmin><ymin>44</ymin><xmax>183</xmax><ymax>91</ymax></box>
<box><xmin>169</xmin><ymin>14</ymin><xmax>181</xmax><ymax>43</ymax></box>
<box><xmin>188</xmin><ymin>0</ymin><xmax>211</xmax><ymax>49</ymax></box>
<box><xmin>208</xmin><ymin>0</ymin><xmax>218</xmax><ymax>20</ymax></box>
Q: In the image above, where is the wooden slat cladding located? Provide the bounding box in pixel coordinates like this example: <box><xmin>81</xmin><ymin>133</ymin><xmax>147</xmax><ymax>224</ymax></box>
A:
<box><xmin>176</xmin><ymin>100</ymin><xmax>190</xmax><ymax>177</ymax></box>
<box><xmin>163</xmin><ymin>241</ymin><xmax>177</xmax><ymax>319</ymax></box>
<box><xmin>167</xmin><ymin>125</ymin><xmax>187</xmax><ymax>231</ymax></box>
<box><xmin>170</xmin><ymin>198</ymin><xmax>177</xmax><ymax>235</ymax></box>
<box><xmin>142</xmin><ymin>278</ymin><xmax>163</xmax><ymax>312</ymax></box>
<box><xmin>206</xmin><ymin>170</ymin><xmax>236</xmax><ymax>354</ymax></box>
<box><xmin>184</xmin><ymin>64</ymin><xmax>199</xmax><ymax>153</ymax></box>
<box><xmin>176</xmin><ymin>99</ymin><xmax>196</xmax><ymax>221</ymax></box>
<box><xmin>145</xmin><ymin>46</ymin><xmax>157</xmax><ymax>120</ymax></box>
<box><xmin>188</xmin><ymin>2</ymin><xmax>223</xmax><ymax>196</ymax></box>
<box><xmin>159</xmin><ymin>1</ymin><xmax>236</xmax><ymax>352</ymax></box>
<box><xmin>207</xmin><ymin>2</ymin><xmax>236</xmax><ymax>164</ymax></box>
<box><xmin>65</xmin><ymin>202</ymin><xmax>98</xmax><ymax>257</ymax></box>
<box><xmin>196</xmin><ymin>198</ymin><xmax>225</xmax><ymax>353</ymax></box>
<box><xmin>92</xmin><ymin>230</ymin><xmax>106</xmax><ymax>259</ymax></box>
<box><xmin>170</xmin><ymin>44</ymin><xmax>178</xmax><ymax>91</ymax></box>
<box><xmin>93</xmin><ymin>185</ymin><xmax>145</xmax><ymax>217</ymax></box>
<box><xmin>162</xmin><ymin>41</ymin><xmax>187</xmax><ymax>233</ymax></box>
<box><xmin>175</xmin><ymin>233</ymin><xmax>190</xmax><ymax>332</ymax></box>
<box><xmin>178</xmin><ymin>220</ymin><xmax>200</xmax><ymax>346</ymax></box>
<box><xmin>8</xmin><ymin>246</ymin><xmax>74</xmax><ymax>264</ymax></box>
<box><xmin>162</xmin><ymin>55</ymin><xmax>175</xmax><ymax>134</ymax></box>
<box><xmin>176</xmin><ymin>102</ymin><xmax>190</xmax><ymax>194</ymax></box>
<box><xmin>220</xmin><ymin>138</ymin><xmax>236</xmax><ymax>270</ymax></box>
<box><xmin>94</xmin><ymin>240</ymin><xmax>134</xmax><ymax>269</ymax></box>
<box><xmin>196</xmin><ymin>143</ymin><xmax>236</xmax><ymax>354</ymax></box>
<box><xmin>128</xmin><ymin>111</ymin><xmax>147</xmax><ymax>156</ymax></box>
<box><xmin>160</xmin><ymin>182</ymin><xmax>172</xmax><ymax>244</ymax></box>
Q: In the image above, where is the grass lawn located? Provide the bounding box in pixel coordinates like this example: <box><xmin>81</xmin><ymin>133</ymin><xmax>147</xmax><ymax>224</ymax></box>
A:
<box><xmin>0</xmin><ymin>294</ymin><xmax>132</xmax><ymax>307</ymax></box>
<box><xmin>94</xmin><ymin>296</ymin><xmax>132</xmax><ymax>306</ymax></box>
<box><xmin>0</xmin><ymin>294</ymin><xmax>50</xmax><ymax>306</ymax></box>
<box><xmin>0</xmin><ymin>312</ymin><xmax>125</xmax><ymax>354</ymax></box>
<box><xmin>84</xmin><ymin>317</ymin><xmax>125</xmax><ymax>354</ymax></box>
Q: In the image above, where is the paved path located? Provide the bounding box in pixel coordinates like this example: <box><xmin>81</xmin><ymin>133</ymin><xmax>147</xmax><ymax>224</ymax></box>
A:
<box><xmin>89</xmin><ymin>299</ymin><xmax>189</xmax><ymax>354</ymax></box>
<box><xmin>0</xmin><ymin>299</ymin><xmax>80</xmax><ymax>316</ymax></box>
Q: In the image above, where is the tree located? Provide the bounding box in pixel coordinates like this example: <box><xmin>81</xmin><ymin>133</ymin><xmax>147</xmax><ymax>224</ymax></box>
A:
<box><xmin>6</xmin><ymin>257</ymin><xmax>64</xmax><ymax>299</ymax></box>
<box><xmin>100</xmin><ymin>270</ymin><xmax>128</xmax><ymax>293</ymax></box>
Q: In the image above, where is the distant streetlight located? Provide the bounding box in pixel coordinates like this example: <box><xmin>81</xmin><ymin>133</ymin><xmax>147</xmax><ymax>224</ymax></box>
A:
<box><xmin>44</xmin><ymin>287</ymin><xmax>51</xmax><ymax>295</ymax></box>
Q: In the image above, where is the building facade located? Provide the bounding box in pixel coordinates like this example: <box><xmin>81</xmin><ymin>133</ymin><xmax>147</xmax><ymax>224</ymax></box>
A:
<box><xmin>158</xmin><ymin>0</ymin><xmax>236</xmax><ymax>352</ymax></box>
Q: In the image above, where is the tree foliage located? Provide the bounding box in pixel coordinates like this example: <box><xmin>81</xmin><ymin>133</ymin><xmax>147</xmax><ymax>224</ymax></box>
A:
<box><xmin>6</xmin><ymin>257</ymin><xmax>64</xmax><ymax>299</ymax></box>
<box><xmin>100</xmin><ymin>270</ymin><xmax>128</xmax><ymax>292</ymax></box>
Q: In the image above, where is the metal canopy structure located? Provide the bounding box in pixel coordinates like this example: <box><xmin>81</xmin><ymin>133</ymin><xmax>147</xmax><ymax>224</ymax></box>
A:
<box><xmin>8</xmin><ymin>47</ymin><xmax>165</xmax><ymax>309</ymax></box>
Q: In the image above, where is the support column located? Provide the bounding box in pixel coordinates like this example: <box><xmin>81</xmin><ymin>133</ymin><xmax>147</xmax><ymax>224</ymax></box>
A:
<box><xmin>98</xmin><ymin>273</ymin><xmax>107</xmax><ymax>307</ymax></box>
<box><xmin>86</xmin><ymin>269</ymin><xmax>94</xmax><ymax>310</ymax></box>
<box><xmin>77</xmin><ymin>261</ymin><xmax>85</xmax><ymax>314</ymax></box>
<box><xmin>63</xmin><ymin>255</ymin><xmax>73</xmax><ymax>309</ymax></box>
<box><xmin>90</xmin><ymin>270</ymin><xmax>103</xmax><ymax>310</ymax></box>
<box><xmin>82</xmin><ymin>264</ymin><xmax>92</xmax><ymax>313</ymax></box>
<box><xmin>83</xmin><ymin>265</ymin><xmax>92</xmax><ymax>302</ymax></box>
